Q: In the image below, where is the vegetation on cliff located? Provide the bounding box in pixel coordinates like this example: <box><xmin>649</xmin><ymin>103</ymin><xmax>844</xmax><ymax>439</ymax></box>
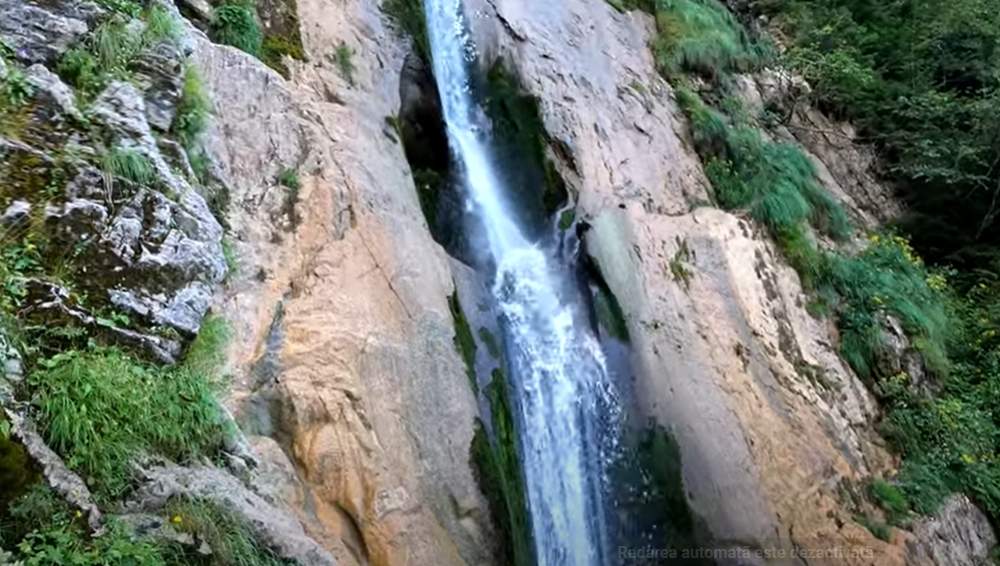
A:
<box><xmin>0</xmin><ymin>2</ymin><xmax>290</xmax><ymax>563</ymax></box>
<box><xmin>621</xmin><ymin>0</ymin><xmax>1000</xmax><ymax>540</ymax></box>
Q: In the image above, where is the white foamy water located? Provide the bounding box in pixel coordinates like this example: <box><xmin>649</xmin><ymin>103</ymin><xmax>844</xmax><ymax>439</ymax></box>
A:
<box><xmin>424</xmin><ymin>1</ymin><xmax>621</xmax><ymax>564</ymax></box>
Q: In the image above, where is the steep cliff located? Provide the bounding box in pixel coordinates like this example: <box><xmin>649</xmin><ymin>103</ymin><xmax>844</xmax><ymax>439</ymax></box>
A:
<box><xmin>2</xmin><ymin>0</ymin><xmax>996</xmax><ymax>564</ymax></box>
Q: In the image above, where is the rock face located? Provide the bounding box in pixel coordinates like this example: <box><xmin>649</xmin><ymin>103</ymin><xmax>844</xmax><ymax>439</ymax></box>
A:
<box><xmin>462</xmin><ymin>0</ymin><xmax>991</xmax><ymax>564</ymax></box>
<box><xmin>906</xmin><ymin>495</ymin><xmax>997</xmax><ymax>566</ymax></box>
<box><xmin>0</xmin><ymin>0</ymin><xmax>104</xmax><ymax>64</ymax></box>
<box><xmin>188</xmin><ymin>2</ymin><xmax>495</xmax><ymax>565</ymax></box>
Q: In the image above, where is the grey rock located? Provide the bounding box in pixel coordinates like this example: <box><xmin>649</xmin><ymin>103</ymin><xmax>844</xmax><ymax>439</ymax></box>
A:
<box><xmin>4</xmin><ymin>408</ymin><xmax>102</xmax><ymax>531</ymax></box>
<box><xmin>87</xmin><ymin>82</ymin><xmax>226</xmax><ymax>335</ymax></box>
<box><xmin>132</xmin><ymin>41</ymin><xmax>186</xmax><ymax>131</ymax></box>
<box><xmin>877</xmin><ymin>314</ymin><xmax>932</xmax><ymax>394</ymax></box>
<box><xmin>178</xmin><ymin>0</ymin><xmax>214</xmax><ymax>25</ymax></box>
<box><xmin>907</xmin><ymin>495</ymin><xmax>997</xmax><ymax>566</ymax></box>
<box><xmin>0</xmin><ymin>0</ymin><xmax>103</xmax><ymax>64</ymax></box>
<box><xmin>23</xmin><ymin>279</ymin><xmax>182</xmax><ymax>364</ymax></box>
<box><xmin>1</xmin><ymin>200</ymin><xmax>31</xmax><ymax>227</ymax></box>
<box><xmin>25</xmin><ymin>64</ymin><xmax>83</xmax><ymax>121</ymax></box>
<box><xmin>130</xmin><ymin>464</ymin><xmax>337</xmax><ymax>566</ymax></box>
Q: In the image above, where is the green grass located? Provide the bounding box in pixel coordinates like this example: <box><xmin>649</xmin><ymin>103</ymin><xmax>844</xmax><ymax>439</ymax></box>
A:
<box><xmin>677</xmin><ymin>87</ymin><xmax>852</xmax><ymax>252</ymax></box>
<box><xmin>332</xmin><ymin>42</ymin><xmax>356</xmax><ymax>86</ymax></box>
<box><xmin>869</xmin><ymin>478</ymin><xmax>910</xmax><ymax>525</ymax></box>
<box><xmin>652</xmin><ymin>0</ymin><xmax>770</xmax><ymax>78</ymax></box>
<box><xmin>103</xmin><ymin>148</ymin><xmax>156</xmax><ymax>186</ymax></box>
<box><xmin>28</xmin><ymin>319</ymin><xmax>230</xmax><ymax>500</ymax></box>
<box><xmin>57</xmin><ymin>6</ymin><xmax>182</xmax><ymax>99</ymax></box>
<box><xmin>172</xmin><ymin>66</ymin><xmax>211</xmax><ymax>151</ymax></box>
<box><xmin>855</xmin><ymin>514</ymin><xmax>892</xmax><ymax>542</ymax></box>
<box><xmin>164</xmin><ymin>498</ymin><xmax>290</xmax><ymax>565</ymax></box>
<box><xmin>211</xmin><ymin>2</ymin><xmax>263</xmax><ymax>56</ymax></box>
<box><xmin>3</xmin><ymin>485</ymin><xmax>170</xmax><ymax>564</ymax></box>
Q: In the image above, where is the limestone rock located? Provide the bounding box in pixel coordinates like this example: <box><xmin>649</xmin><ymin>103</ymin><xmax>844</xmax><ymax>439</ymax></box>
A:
<box><xmin>0</xmin><ymin>0</ymin><xmax>103</xmax><ymax>64</ymax></box>
<box><xmin>907</xmin><ymin>495</ymin><xmax>997</xmax><ymax>566</ymax></box>
<box><xmin>132</xmin><ymin>40</ymin><xmax>187</xmax><ymax>132</ymax></box>
<box><xmin>87</xmin><ymin>81</ymin><xmax>226</xmax><ymax>335</ymax></box>
<box><xmin>194</xmin><ymin>1</ymin><xmax>496</xmax><ymax>563</ymax></box>
<box><xmin>4</xmin><ymin>408</ymin><xmax>102</xmax><ymax>531</ymax></box>
<box><xmin>130</xmin><ymin>464</ymin><xmax>338</xmax><ymax>566</ymax></box>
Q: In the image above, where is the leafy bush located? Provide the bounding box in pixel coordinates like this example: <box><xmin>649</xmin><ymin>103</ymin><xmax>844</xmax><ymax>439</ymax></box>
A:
<box><xmin>3</xmin><ymin>485</ymin><xmax>169</xmax><ymax>564</ymax></box>
<box><xmin>211</xmin><ymin>3</ymin><xmax>263</xmax><ymax>57</ymax></box>
<box><xmin>28</xmin><ymin>320</ymin><xmax>229</xmax><ymax>499</ymax></box>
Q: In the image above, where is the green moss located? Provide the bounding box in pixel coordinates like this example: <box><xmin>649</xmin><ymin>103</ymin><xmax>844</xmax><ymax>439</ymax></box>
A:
<box><xmin>173</xmin><ymin>65</ymin><xmax>211</xmax><ymax>152</ymax></box>
<box><xmin>0</xmin><ymin>422</ymin><xmax>39</xmax><ymax>517</ymax></box>
<box><xmin>484</xmin><ymin>63</ymin><xmax>568</xmax><ymax>218</ymax></box>
<box><xmin>557</xmin><ymin>209</ymin><xmax>575</xmax><ymax>231</ymax></box>
<box><xmin>448</xmin><ymin>292</ymin><xmax>478</xmax><ymax>393</ymax></box>
<box><xmin>477</xmin><ymin>327</ymin><xmax>501</xmax><ymax>360</ymax></box>
<box><xmin>261</xmin><ymin>35</ymin><xmax>305</xmax><ymax>79</ymax></box>
<box><xmin>412</xmin><ymin>168</ymin><xmax>445</xmax><ymax>230</ymax></box>
<box><xmin>593</xmin><ymin>284</ymin><xmax>630</xmax><ymax>342</ymax></box>
<box><xmin>470</xmin><ymin>368</ymin><xmax>533</xmax><ymax>566</ymax></box>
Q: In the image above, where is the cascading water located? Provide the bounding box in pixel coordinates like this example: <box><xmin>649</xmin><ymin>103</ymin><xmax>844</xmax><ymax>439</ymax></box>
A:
<box><xmin>424</xmin><ymin>1</ymin><xmax>623</xmax><ymax>564</ymax></box>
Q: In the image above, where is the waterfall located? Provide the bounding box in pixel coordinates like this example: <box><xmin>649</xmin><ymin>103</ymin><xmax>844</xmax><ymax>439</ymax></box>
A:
<box><xmin>424</xmin><ymin>1</ymin><xmax>622</xmax><ymax>564</ymax></box>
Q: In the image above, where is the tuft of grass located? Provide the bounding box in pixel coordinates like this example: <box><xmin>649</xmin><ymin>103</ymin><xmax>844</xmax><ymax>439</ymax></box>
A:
<box><xmin>0</xmin><ymin>65</ymin><xmax>34</xmax><ymax>111</ymax></box>
<box><xmin>332</xmin><ymin>42</ymin><xmax>355</xmax><ymax>86</ymax></box>
<box><xmin>557</xmin><ymin>209</ymin><xmax>575</xmax><ymax>231</ymax></box>
<box><xmin>222</xmin><ymin>238</ymin><xmax>239</xmax><ymax>280</ymax></box>
<box><xmin>277</xmin><ymin>168</ymin><xmax>300</xmax><ymax>191</ymax></box>
<box><xmin>652</xmin><ymin>0</ymin><xmax>770</xmax><ymax>78</ymax></box>
<box><xmin>669</xmin><ymin>238</ymin><xmax>694</xmax><ymax>290</ymax></box>
<box><xmin>869</xmin><ymin>478</ymin><xmax>911</xmax><ymax>525</ymax></box>
<box><xmin>173</xmin><ymin>65</ymin><xmax>211</xmax><ymax>151</ymax></box>
<box><xmin>855</xmin><ymin>514</ymin><xmax>892</xmax><ymax>542</ymax></box>
<box><xmin>606</xmin><ymin>0</ymin><xmax>655</xmax><ymax>13</ymax></box>
<box><xmin>211</xmin><ymin>2</ymin><xmax>263</xmax><ymax>56</ymax></box>
<box><xmin>103</xmin><ymin>148</ymin><xmax>156</xmax><ymax>186</ymax></box>
<box><xmin>28</xmin><ymin>338</ymin><xmax>228</xmax><ymax>500</ymax></box>
<box><xmin>164</xmin><ymin>498</ymin><xmax>288</xmax><ymax>565</ymax></box>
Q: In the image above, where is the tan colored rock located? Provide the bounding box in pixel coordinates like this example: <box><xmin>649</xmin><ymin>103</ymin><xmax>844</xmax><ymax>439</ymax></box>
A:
<box><xmin>189</xmin><ymin>2</ymin><xmax>494</xmax><ymax>565</ymax></box>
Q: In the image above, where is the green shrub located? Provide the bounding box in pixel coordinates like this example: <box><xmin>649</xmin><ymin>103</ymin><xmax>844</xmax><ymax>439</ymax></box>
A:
<box><xmin>277</xmin><ymin>168</ymin><xmax>300</xmax><ymax>191</ymax></box>
<box><xmin>869</xmin><ymin>479</ymin><xmax>910</xmax><ymax>524</ymax></box>
<box><xmin>28</xmin><ymin>339</ymin><xmax>228</xmax><ymax>500</ymax></box>
<box><xmin>0</xmin><ymin>65</ymin><xmax>34</xmax><ymax>110</ymax></box>
<box><xmin>211</xmin><ymin>3</ymin><xmax>263</xmax><ymax>56</ymax></box>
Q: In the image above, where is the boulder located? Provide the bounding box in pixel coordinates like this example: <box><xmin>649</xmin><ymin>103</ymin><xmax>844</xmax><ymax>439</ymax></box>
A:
<box><xmin>0</xmin><ymin>0</ymin><xmax>103</xmax><ymax>64</ymax></box>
